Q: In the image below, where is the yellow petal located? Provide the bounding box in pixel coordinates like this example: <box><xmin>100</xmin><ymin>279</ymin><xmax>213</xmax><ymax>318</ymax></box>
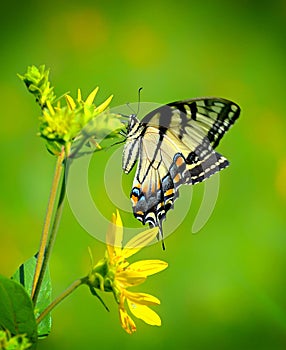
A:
<box><xmin>124</xmin><ymin>290</ymin><xmax>160</xmax><ymax>306</ymax></box>
<box><xmin>106</xmin><ymin>210</ymin><xmax>123</xmax><ymax>259</ymax></box>
<box><xmin>65</xmin><ymin>94</ymin><xmax>76</xmax><ymax>110</ymax></box>
<box><xmin>127</xmin><ymin>299</ymin><xmax>161</xmax><ymax>326</ymax></box>
<box><xmin>122</xmin><ymin>227</ymin><xmax>159</xmax><ymax>259</ymax></box>
<box><xmin>114</xmin><ymin>209</ymin><xmax>123</xmax><ymax>255</ymax></box>
<box><xmin>85</xmin><ymin>87</ymin><xmax>99</xmax><ymax>106</ymax></box>
<box><xmin>46</xmin><ymin>100</ymin><xmax>55</xmax><ymax>115</ymax></box>
<box><xmin>94</xmin><ymin>94</ymin><xmax>113</xmax><ymax>115</ymax></box>
<box><xmin>77</xmin><ymin>88</ymin><xmax>82</xmax><ymax>102</ymax></box>
<box><xmin>119</xmin><ymin>307</ymin><xmax>137</xmax><ymax>334</ymax></box>
<box><xmin>116</xmin><ymin>270</ymin><xmax>146</xmax><ymax>287</ymax></box>
<box><xmin>106</xmin><ymin>213</ymin><xmax>115</xmax><ymax>259</ymax></box>
<box><xmin>128</xmin><ymin>260</ymin><xmax>168</xmax><ymax>276</ymax></box>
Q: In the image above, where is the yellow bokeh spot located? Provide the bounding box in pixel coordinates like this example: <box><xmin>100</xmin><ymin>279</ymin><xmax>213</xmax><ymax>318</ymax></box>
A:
<box><xmin>47</xmin><ymin>8</ymin><xmax>108</xmax><ymax>54</ymax></box>
<box><xmin>118</xmin><ymin>23</ymin><xmax>166</xmax><ymax>67</ymax></box>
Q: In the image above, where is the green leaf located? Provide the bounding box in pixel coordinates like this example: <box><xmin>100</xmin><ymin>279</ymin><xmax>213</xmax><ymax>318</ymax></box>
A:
<box><xmin>0</xmin><ymin>274</ymin><xmax>37</xmax><ymax>349</ymax></box>
<box><xmin>12</xmin><ymin>255</ymin><xmax>52</xmax><ymax>339</ymax></box>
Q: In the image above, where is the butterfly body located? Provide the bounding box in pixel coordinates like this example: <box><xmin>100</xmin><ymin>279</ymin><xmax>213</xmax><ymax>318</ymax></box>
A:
<box><xmin>122</xmin><ymin>98</ymin><xmax>240</xmax><ymax>244</ymax></box>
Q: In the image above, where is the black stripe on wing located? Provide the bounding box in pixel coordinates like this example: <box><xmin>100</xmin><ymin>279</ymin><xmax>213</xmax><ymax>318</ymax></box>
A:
<box><xmin>185</xmin><ymin>152</ymin><xmax>229</xmax><ymax>185</ymax></box>
<box><xmin>168</xmin><ymin>98</ymin><xmax>240</xmax><ymax>149</ymax></box>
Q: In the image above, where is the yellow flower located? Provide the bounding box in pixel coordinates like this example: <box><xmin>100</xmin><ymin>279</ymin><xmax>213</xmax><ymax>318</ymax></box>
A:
<box><xmin>89</xmin><ymin>210</ymin><xmax>168</xmax><ymax>334</ymax></box>
<box><xmin>40</xmin><ymin>88</ymin><xmax>113</xmax><ymax>142</ymax></box>
<box><xmin>19</xmin><ymin>66</ymin><xmax>123</xmax><ymax>156</ymax></box>
<box><xmin>108</xmin><ymin>211</ymin><xmax>168</xmax><ymax>333</ymax></box>
<box><xmin>65</xmin><ymin>87</ymin><xmax>113</xmax><ymax>125</ymax></box>
<box><xmin>40</xmin><ymin>101</ymin><xmax>80</xmax><ymax>142</ymax></box>
<box><xmin>38</xmin><ymin>87</ymin><xmax>115</xmax><ymax>156</ymax></box>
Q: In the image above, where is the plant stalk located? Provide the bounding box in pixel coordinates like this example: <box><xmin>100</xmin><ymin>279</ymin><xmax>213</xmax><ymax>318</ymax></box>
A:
<box><xmin>32</xmin><ymin>155</ymin><xmax>67</xmax><ymax>304</ymax></box>
<box><xmin>36</xmin><ymin>277</ymin><xmax>86</xmax><ymax>324</ymax></box>
<box><xmin>31</xmin><ymin>149</ymin><xmax>65</xmax><ymax>300</ymax></box>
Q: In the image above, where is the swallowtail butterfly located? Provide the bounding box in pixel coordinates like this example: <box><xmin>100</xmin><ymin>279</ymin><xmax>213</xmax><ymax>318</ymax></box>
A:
<box><xmin>122</xmin><ymin>97</ymin><xmax>240</xmax><ymax>247</ymax></box>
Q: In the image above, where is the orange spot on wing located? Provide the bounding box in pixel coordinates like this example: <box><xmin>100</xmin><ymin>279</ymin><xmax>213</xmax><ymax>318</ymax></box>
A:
<box><xmin>174</xmin><ymin>174</ymin><xmax>181</xmax><ymax>183</ymax></box>
<box><xmin>164</xmin><ymin>189</ymin><xmax>174</xmax><ymax>196</ymax></box>
<box><xmin>175</xmin><ymin>156</ymin><xmax>184</xmax><ymax>167</ymax></box>
<box><xmin>131</xmin><ymin>195</ymin><xmax>138</xmax><ymax>204</ymax></box>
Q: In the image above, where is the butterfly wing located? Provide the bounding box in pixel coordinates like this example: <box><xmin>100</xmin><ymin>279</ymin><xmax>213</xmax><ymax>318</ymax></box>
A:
<box><xmin>137</xmin><ymin>97</ymin><xmax>240</xmax><ymax>192</ymax></box>
<box><xmin>123</xmin><ymin>97</ymin><xmax>240</xmax><ymax>242</ymax></box>
<box><xmin>129</xmin><ymin>127</ymin><xmax>181</xmax><ymax>226</ymax></box>
<box><xmin>142</xmin><ymin>97</ymin><xmax>240</xmax><ymax>159</ymax></box>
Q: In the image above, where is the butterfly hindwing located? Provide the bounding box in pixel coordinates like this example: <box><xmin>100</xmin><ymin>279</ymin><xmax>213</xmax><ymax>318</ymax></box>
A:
<box><xmin>122</xmin><ymin>97</ymin><xmax>240</xmax><ymax>242</ymax></box>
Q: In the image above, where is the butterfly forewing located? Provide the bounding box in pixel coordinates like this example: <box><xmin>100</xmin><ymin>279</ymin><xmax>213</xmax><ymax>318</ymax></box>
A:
<box><xmin>122</xmin><ymin>97</ymin><xmax>240</xmax><ymax>243</ymax></box>
<box><xmin>167</xmin><ymin>98</ymin><xmax>240</xmax><ymax>149</ymax></box>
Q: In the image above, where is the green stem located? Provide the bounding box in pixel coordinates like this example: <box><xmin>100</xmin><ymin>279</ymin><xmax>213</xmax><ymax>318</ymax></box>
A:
<box><xmin>36</xmin><ymin>277</ymin><xmax>87</xmax><ymax>325</ymax></box>
<box><xmin>32</xmin><ymin>156</ymin><xmax>67</xmax><ymax>304</ymax></box>
<box><xmin>31</xmin><ymin>149</ymin><xmax>65</xmax><ymax>300</ymax></box>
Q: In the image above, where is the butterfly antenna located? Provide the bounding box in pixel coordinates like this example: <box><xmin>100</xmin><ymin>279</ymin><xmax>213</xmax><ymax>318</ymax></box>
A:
<box><xmin>124</xmin><ymin>88</ymin><xmax>143</xmax><ymax>116</ymax></box>
<box><xmin>137</xmin><ymin>87</ymin><xmax>143</xmax><ymax>116</ymax></box>
<box><xmin>126</xmin><ymin>102</ymin><xmax>136</xmax><ymax>114</ymax></box>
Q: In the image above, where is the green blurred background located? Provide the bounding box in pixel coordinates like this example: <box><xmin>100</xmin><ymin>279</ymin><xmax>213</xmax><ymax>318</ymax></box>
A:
<box><xmin>1</xmin><ymin>0</ymin><xmax>286</xmax><ymax>349</ymax></box>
